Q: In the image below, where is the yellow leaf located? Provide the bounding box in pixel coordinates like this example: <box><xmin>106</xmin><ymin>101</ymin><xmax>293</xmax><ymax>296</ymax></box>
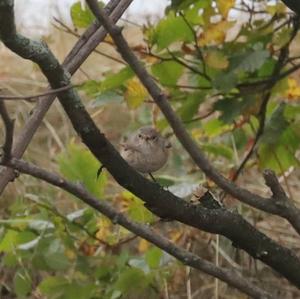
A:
<box><xmin>286</xmin><ymin>78</ymin><xmax>300</xmax><ymax>100</ymax></box>
<box><xmin>65</xmin><ymin>249</ymin><xmax>77</xmax><ymax>260</ymax></box>
<box><xmin>96</xmin><ymin>217</ymin><xmax>112</xmax><ymax>241</ymax></box>
<box><xmin>169</xmin><ymin>230</ymin><xmax>183</xmax><ymax>243</ymax></box>
<box><xmin>138</xmin><ymin>239</ymin><xmax>150</xmax><ymax>253</ymax></box>
<box><xmin>198</xmin><ymin>20</ymin><xmax>234</xmax><ymax>46</ymax></box>
<box><xmin>124</xmin><ymin>78</ymin><xmax>148</xmax><ymax>109</ymax></box>
<box><xmin>217</xmin><ymin>0</ymin><xmax>235</xmax><ymax>18</ymax></box>
<box><xmin>203</xmin><ymin>6</ymin><xmax>215</xmax><ymax>25</ymax></box>
<box><xmin>104</xmin><ymin>34</ymin><xmax>114</xmax><ymax>45</ymax></box>
<box><xmin>266</xmin><ymin>3</ymin><xmax>286</xmax><ymax>15</ymax></box>
<box><xmin>205</xmin><ymin>50</ymin><xmax>229</xmax><ymax>69</ymax></box>
<box><xmin>191</xmin><ymin>128</ymin><xmax>204</xmax><ymax>140</ymax></box>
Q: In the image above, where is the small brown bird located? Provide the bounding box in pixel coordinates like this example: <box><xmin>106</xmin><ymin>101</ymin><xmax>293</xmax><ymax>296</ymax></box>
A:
<box><xmin>120</xmin><ymin>126</ymin><xmax>171</xmax><ymax>175</ymax></box>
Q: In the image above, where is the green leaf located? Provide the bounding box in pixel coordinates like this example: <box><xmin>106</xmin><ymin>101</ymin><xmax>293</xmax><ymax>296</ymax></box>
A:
<box><xmin>63</xmin><ymin>283</ymin><xmax>95</xmax><ymax>299</ymax></box>
<box><xmin>39</xmin><ymin>276</ymin><xmax>68</xmax><ymax>297</ymax></box>
<box><xmin>3</xmin><ymin>252</ymin><xmax>18</xmax><ymax>267</ymax></box>
<box><xmin>201</xmin><ymin>143</ymin><xmax>233</xmax><ymax>160</ymax></box>
<box><xmin>100</xmin><ymin>67</ymin><xmax>135</xmax><ymax>91</ymax></box>
<box><xmin>153</xmin><ymin>12</ymin><xmax>194</xmax><ymax>50</ymax></box>
<box><xmin>231</xmin><ymin>49</ymin><xmax>269</xmax><ymax>73</ymax></box>
<box><xmin>258</xmin><ymin>142</ymin><xmax>298</xmax><ymax>173</ymax></box>
<box><xmin>45</xmin><ymin>251</ymin><xmax>71</xmax><ymax>271</ymax></box>
<box><xmin>79</xmin><ymin>80</ymin><xmax>100</xmax><ymax>96</ymax></box>
<box><xmin>93</xmin><ymin>91</ymin><xmax>123</xmax><ymax>106</ymax></box>
<box><xmin>214</xmin><ymin>95</ymin><xmax>255</xmax><ymax>123</ymax></box>
<box><xmin>258</xmin><ymin>105</ymin><xmax>300</xmax><ymax>174</ymax></box>
<box><xmin>178</xmin><ymin>92</ymin><xmax>205</xmax><ymax>121</ymax></box>
<box><xmin>80</xmin><ymin>67</ymin><xmax>134</xmax><ymax>97</ymax></box>
<box><xmin>182</xmin><ymin>1</ymin><xmax>207</xmax><ymax>24</ymax></box>
<box><xmin>124</xmin><ymin>191</ymin><xmax>155</xmax><ymax>223</ymax></box>
<box><xmin>213</xmin><ymin>71</ymin><xmax>237</xmax><ymax>92</ymax></box>
<box><xmin>145</xmin><ymin>247</ymin><xmax>162</xmax><ymax>268</ymax></box>
<box><xmin>16</xmin><ymin>231</ymin><xmax>38</xmax><ymax>250</ymax></box>
<box><xmin>43</xmin><ymin>239</ymin><xmax>70</xmax><ymax>271</ymax></box>
<box><xmin>71</xmin><ymin>2</ymin><xmax>98</xmax><ymax>28</ymax></box>
<box><xmin>57</xmin><ymin>142</ymin><xmax>107</xmax><ymax>198</ymax></box>
<box><xmin>257</xmin><ymin>59</ymin><xmax>276</xmax><ymax>78</ymax></box>
<box><xmin>261</xmin><ymin>103</ymin><xmax>288</xmax><ymax>145</ymax></box>
<box><xmin>0</xmin><ymin>230</ymin><xmax>18</xmax><ymax>252</ymax></box>
<box><xmin>202</xmin><ymin>119</ymin><xmax>229</xmax><ymax>137</ymax></box>
<box><xmin>115</xmin><ymin>268</ymin><xmax>149</xmax><ymax>294</ymax></box>
<box><xmin>14</xmin><ymin>270</ymin><xmax>32</xmax><ymax>297</ymax></box>
<box><xmin>151</xmin><ymin>60</ymin><xmax>184</xmax><ymax>85</ymax></box>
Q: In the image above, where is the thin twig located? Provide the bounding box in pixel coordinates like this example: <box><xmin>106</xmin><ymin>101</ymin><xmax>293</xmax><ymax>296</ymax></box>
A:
<box><xmin>167</xmin><ymin>49</ymin><xmax>211</xmax><ymax>82</ymax></box>
<box><xmin>0</xmin><ymin>84</ymin><xmax>77</xmax><ymax>100</ymax></box>
<box><xmin>179</xmin><ymin>11</ymin><xmax>208</xmax><ymax>78</ymax></box>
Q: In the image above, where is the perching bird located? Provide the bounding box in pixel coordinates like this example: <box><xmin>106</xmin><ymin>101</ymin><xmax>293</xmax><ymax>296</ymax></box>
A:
<box><xmin>120</xmin><ymin>126</ymin><xmax>171</xmax><ymax>176</ymax></box>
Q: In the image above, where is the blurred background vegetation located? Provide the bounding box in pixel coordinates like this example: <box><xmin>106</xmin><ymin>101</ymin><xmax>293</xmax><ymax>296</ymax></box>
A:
<box><xmin>1</xmin><ymin>0</ymin><xmax>300</xmax><ymax>298</ymax></box>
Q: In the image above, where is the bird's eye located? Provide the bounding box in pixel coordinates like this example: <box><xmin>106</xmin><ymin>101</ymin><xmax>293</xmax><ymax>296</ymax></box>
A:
<box><xmin>138</xmin><ymin>134</ymin><xmax>142</xmax><ymax>138</ymax></box>
<box><xmin>152</xmin><ymin>136</ymin><xmax>157</xmax><ymax>140</ymax></box>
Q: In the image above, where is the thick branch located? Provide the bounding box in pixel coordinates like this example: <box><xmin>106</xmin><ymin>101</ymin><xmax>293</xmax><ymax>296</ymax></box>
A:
<box><xmin>0</xmin><ymin>0</ymin><xmax>133</xmax><ymax>193</ymax></box>
<box><xmin>1</xmin><ymin>0</ymin><xmax>300</xmax><ymax>288</ymax></box>
<box><xmin>264</xmin><ymin>170</ymin><xmax>289</xmax><ymax>200</ymax></box>
<box><xmin>85</xmin><ymin>0</ymin><xmax>300</xmax><ymax>236</ymax></box>
<box><xmin>4</xmin><ymin>158</ymin><xmax>274</xmax><ymax>299</ymax></box>
<box><xmin>281</xmin><ymin>0</ymin><xmax>300</xmax><ymax>15</ymax></box>
<box><xmin>0</xmin><ymin>101</ymin><xmax>14</xmax><ymax>162</ymax></box>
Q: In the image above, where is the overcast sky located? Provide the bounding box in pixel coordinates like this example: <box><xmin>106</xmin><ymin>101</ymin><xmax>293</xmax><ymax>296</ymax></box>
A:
<box><xmin>14</xmin><ymin>0</ymin><xmax>169</xmax><ymax>36</ymax></box>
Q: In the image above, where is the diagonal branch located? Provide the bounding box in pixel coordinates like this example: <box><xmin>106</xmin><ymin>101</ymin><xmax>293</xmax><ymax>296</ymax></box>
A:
<box><xmin>53</xmin><ymin>17</ymin><xmax>126</xmax><ymax>65</ymax></box>
<box><xmin>0</xmin><ymin>101</ymin><xmax>14</xmax><ymax>162</ymax></box>
<box><xmin>85</xmin><ymin>0</ymin><xmax>300</xmax><ymax>236</ymax></box>
<box><xmin>0</xmin><ymin>84</ymin><xmax>76</xmax><ymax>100</ymax></box>
<box><xmin>2</xmin><ymin>0</ymin><xmax>300</xmax><ymax>289</ymax></box>
<box><xmin>4</xmin><ymin>157</ymin><xmax>274</xmax><ymax>299</ymax></box>
<box><xmin>281</xmin><ymin>0</ymin><xmax>300</xmax><ymax>15</ymax></box>
<box><xmin>0</xmin><ymin>0</ymin><xmax>133</xmax><ymax>194</ymax></box>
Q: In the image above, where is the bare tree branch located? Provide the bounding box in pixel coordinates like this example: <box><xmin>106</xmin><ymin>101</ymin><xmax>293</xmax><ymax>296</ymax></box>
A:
<box><xmin>3</xmin><ymin>158</ymin><xmax>274</xmax><ymax>299</ymax></box>
<box><xmin>1</xmin><ymin>0</ymin><xmax>300</xmax><ymax>289</ymax></box>
<box><xmin>281</xmin><ymin>0</ymin><xmax>300</xmax><ymax>15</ymax></box>
<box><xmin>53</xmin><ymin>17</ymin><xmax>126</xmax><ymax>65</ymax></box>
<box><xmin>0</xmin><ymin>101</ymin><xmax>14</xmax><ymax>162</ymax></box>
<box><xmin>85</xmin><ymin>0</ymin><xmax>300</xmax><ymax>236</ymax></box>
<box><xmin>0</xmin><ymin>84</ymin><xmax>76</xmax><ymax>100</ymax></box>
<box><xmin>263</xmin><ymin>170</ymin><xmax>289</xmax><ymax>201</ymax></box>
<box><xmin>0</xmin><ymin>0</ymin><xmax>133</xmax><ymax>193</ymax></box>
